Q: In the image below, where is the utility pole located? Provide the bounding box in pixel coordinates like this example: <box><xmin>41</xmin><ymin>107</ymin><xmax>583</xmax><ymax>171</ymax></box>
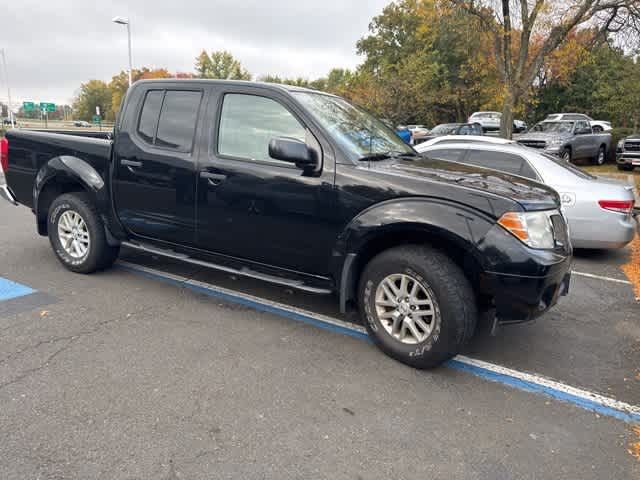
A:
<box><xmin>0</xmin><ymin>49</ymin><xmax>15</xmax><ymax>128</ymax></box>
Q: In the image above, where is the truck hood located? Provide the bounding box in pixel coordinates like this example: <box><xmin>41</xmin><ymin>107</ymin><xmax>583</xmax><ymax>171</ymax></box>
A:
<box><xmin>516</xmin><ymin>132</ymin><xmax>568</xmax><ymax>143</ymax></box>
<box><xmin>364</xmin><ymin>157</ymin><xmax>560</xmax><ymax>211</ymax></box>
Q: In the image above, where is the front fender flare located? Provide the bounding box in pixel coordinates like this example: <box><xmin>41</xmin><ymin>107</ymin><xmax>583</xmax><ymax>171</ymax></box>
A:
<box><xmin>331</xmin><ymin>198</ymin><xmax>496</xmax><ymax>312</ymax></box>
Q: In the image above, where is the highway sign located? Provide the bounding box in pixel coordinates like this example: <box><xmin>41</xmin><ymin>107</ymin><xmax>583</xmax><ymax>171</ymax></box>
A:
<box><xmin>23</xmin><ymin>102</ymin><xmax>35</xmax><ymax>111</ymax></box>
<box><xmin>40</xmin><ymin>102</ymin><xmax>56</xmax><ymax>113</ymax></box>
<box><xmin>92</xmin><ymin>115</ymin><xmax>102</xmax><ymax>124</ymax></box>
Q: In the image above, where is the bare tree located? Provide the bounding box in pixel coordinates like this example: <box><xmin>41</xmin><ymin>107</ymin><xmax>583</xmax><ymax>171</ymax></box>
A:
<box><xmin>449</xmin><ymin>0</ymin><xmax>640</xmax><ymax>137</ymax></box>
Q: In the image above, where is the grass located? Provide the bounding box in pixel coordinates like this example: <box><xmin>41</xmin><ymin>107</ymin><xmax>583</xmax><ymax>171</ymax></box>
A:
<box><xmin>582</xmin><ymin>164</ymin><xmax>640</xmax><ymax>191</ymax></box>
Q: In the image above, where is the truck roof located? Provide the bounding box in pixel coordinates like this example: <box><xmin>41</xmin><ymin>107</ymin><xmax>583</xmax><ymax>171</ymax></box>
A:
<box><xmin>133</xmin><ymin>78</ymin><xmax>325</xmax><ymax>95</ymax></box>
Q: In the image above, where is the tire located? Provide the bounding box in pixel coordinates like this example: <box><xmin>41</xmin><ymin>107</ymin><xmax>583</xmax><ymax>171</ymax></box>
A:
<box><xmin>48</xmin><ymin>192</ymin><xmax>120</xmax><ymax>273</ymax></box>
<box><xmin>617</xmin><ymin>164</ymin><xmax>634</xmax><ymax>172</ymax></box>
<box><xmin>592</xmin><ymin>126</ymin><xmax>603</xmax><ymax>133</ymax></box>
<box><xmin>358</xmin><ymin>245</ymin><xmax>477</xmax><ymax>369</ymax></box>
<box><xmin>561</xmin><ymin>148</ymin><xmax>572</xmax><ymax>162</ymax></box>
<box><xmin>593</xmin><ymin>145</ymin><xmax>606</xmax><ymax>165</ymax></box>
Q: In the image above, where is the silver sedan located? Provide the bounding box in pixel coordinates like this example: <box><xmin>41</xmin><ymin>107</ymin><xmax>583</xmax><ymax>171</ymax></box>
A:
<box><xmin>415</xmin><ymin>139</ymin><xmax>637</xmax><ymax>249</ymax></box>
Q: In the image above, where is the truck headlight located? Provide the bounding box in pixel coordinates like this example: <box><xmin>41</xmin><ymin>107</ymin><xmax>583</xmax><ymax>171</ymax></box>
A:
<box><xmin>617</xmin><ymin>140</ymin><xmax>624</xmax><ymax>150</ymax></box>
<box><xmin>547</xmin><ymin>139</ymin><xmax>563</xmax><ymax>147</ymax></box>
<box><xmin>498</xmin><ymin>211</ymin><xmax>556</xmax><ymax>249</ymax></box>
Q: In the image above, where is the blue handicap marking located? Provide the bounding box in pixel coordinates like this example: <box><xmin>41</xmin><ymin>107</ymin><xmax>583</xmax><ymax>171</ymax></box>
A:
<box><xmin>0</xmin><ymin>277</ymin><xmax>36</xmax><ymax>302</ymax></box>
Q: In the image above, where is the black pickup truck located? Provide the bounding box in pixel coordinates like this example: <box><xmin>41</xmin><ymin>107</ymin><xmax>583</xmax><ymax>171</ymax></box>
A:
<box><xmin>0</xmin><ymin>80</ymin><xmax>572</xmax><ymax>368</ymax></box>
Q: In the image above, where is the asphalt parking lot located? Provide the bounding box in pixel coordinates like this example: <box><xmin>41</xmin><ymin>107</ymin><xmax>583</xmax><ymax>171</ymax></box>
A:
<box><xmin>1</xmin><ymin>192</ymin><xmax>639</xmax><ymax>478</ymax></box>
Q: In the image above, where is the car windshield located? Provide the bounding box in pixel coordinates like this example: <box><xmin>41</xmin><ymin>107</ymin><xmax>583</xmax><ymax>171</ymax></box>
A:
<box><xmin>431</xmin><ymin>124</ymin><xmax>459</xmax><ymax>134</ymax></box>
<box><xmin>532</xmin><ymin>122</ymin><xmax>574</xmax><ymax>133</ymax></box>
<box><xmin>292</xmin><ymin>92</ymin><xmax>414</xmax><ymax>161</ymax></box>
<box><xmin>473</xmin><ymin>112</ymin><xmax>500</xmax><ymax>119</ymax></box>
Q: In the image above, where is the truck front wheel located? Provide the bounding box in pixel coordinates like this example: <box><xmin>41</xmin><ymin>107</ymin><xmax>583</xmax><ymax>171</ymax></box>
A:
<box><xmin>48</xmin><ymin>192</ymin><xmax>120</xmax><ymax>274</ymax></box>
<box><xmin>358</xmin><ymin>245</ymin><xmax>477</xmax><ymax>369</ymax></box>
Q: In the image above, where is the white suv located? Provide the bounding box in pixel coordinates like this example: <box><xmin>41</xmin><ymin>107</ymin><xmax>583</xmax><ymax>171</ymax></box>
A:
<box><xmin>545</xmin><ymin>113</ymin><xmax>611</xmax><ymax>133</ymax></box>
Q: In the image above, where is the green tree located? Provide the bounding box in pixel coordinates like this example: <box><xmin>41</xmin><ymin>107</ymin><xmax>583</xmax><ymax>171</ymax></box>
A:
<box><xmin>195</xmin><ymin>50</ymin><xmax>251</xmax><ymax>80</ymax></box>
<box><xmin>109</xmin><ymin>67</ymin><xmax>172</xmax><ymax>118</ymax></box>
<box><xmin>72</xmin><ymin>80</ymin><xmax>113</xmax><ymax>122</ymax></box>
<box><xmin>451</xmin><ymin>0</ymin><xmax>640</xmax><ymax>137</ymax></box>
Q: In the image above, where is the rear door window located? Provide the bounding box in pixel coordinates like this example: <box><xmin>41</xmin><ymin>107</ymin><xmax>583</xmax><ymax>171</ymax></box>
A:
<box><xmin>155</xmin><ymin>91</ymin><xmax>202</xmax><ymax>152</ymax></box>
<box><xmin>137</xmin><ymin>90</ymin><xmax>164</xmax><ymax>144</ymax></box>
<box><xmin>136</xmin><ymin>89</ymin><xmax>202</xmax><ymax>153</ymax></box>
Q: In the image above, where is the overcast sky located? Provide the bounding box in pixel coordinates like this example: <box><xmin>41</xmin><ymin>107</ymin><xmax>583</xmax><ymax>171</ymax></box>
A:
<box><xmin>1</xmin><ymin>0</ymin><xmax>390</xmax><ymax>107</ymax></box>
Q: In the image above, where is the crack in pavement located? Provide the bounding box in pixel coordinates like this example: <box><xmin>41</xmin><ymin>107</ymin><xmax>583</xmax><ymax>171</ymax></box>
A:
<box><xmin>0</xmin><ymin>306</ymin><xmax>152</xmax><ymax>392</ymax></box>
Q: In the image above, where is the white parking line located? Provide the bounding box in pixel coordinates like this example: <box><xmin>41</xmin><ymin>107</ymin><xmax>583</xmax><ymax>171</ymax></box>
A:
<box><xmin>572</xmin><ymin>271</ymin><xmax>632</xmax><ymax>285</ymax></box>
<box><xmin>118</xmin><ymin>260</ymin><xmax>640</xmax><ymax>424</ymax></box>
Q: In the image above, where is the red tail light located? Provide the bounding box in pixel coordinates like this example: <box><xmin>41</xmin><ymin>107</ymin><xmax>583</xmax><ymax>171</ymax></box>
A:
<box><xmin>0</xmin><ymin>137</ymin><xmax>8</xmax><ymax>173</ymax></box>
<box><xmin>598</xmin><ymin>199</ymin><xmax>635</xmax><ymax>214</ymax></box>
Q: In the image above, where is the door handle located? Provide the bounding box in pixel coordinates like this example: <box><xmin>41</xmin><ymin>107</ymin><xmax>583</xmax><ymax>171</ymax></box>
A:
<box><xmin>200</xmin><ymin>171</ymin><xmax>227</xmax><ymax>186</ymax></box>
<box><xmin>121</xmin><ymin>159</ymin><xmax>143</xmax><ymax>168</ymax></box>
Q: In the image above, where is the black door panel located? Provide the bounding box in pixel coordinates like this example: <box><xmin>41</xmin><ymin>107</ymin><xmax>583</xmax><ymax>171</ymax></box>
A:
<box><xmin>112</xmin><ymin>89</ymin><xmax>203</xmax><ymax>245</ymax></box>
<box><xmin>195</xmin><ymin>88</ymin><xmax>338</xmax><ymax>276</ymax></box>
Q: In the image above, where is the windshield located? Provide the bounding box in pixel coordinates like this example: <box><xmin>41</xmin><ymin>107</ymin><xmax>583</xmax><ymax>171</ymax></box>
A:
<box><xmin>292</xmin><ymin>92</ymin><xmax>414</xmax><ymax>161</ymax></box>
<box><xmin>472</xmin><ymin>112</ymin><xmax>500</xmax><ymax>119</ymax></box>
<box><xmin>431</xmin><ymin>124</ymin><xmax>459</xmax><ymax>135</ymax></box>
<box><xmin>532</xmin><ymin>122</ymin><xmax>574</xmax><ymax>133</ymax></box>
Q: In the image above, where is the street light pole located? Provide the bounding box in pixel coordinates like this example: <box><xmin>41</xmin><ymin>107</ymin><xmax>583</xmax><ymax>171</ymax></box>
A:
<box><xmin>112</xmin><ymin>17</ymin><xmax>133</xmax><ymax>87</ymax></box>
<box><xmin>0</xmin><ymin>48</ymin><xmax>15</xmax><ymax>128</ymax></box>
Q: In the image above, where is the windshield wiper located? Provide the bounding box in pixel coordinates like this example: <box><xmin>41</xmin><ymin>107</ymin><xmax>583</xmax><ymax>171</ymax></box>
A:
<box><xmin>358</xmin><ymin>150</ymin><xmax>418</xmax><ymax>162</ymax></box>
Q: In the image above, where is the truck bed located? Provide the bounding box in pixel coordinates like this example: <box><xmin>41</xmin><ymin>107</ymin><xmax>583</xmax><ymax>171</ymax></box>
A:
<box><xmin>5</xmin><ymin>129</ymin><xmax>112</xmax><ymax>208</ymax></box>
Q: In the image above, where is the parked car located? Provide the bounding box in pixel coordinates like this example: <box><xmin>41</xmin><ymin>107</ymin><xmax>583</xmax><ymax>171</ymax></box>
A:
<box><xmin>516</xmin><ymin>120</ymin><xmax>612</xmax><ymax>164</ymax></box>
<box><xmin>545</xmin><ymin>113</ymin><xmax>611</xmax><ymax>133</ymax></box>
<box><xmin>395</xmin><ymin>125</ymin><xmax>412</xmax><ymax>144</ymax></box>
<box><xmin>616</xmin><ymin>134</ymin><xmax>640</xmax><ymax>171</ymax></box>
<box><xmin>468</xmin><ymin>111</ymin><xmax>527</xmax><ymax>133</ymax></box>
<box><xmin>418</xmin><ymin>135</ymin><xmax>513</xmax><ymax>147</ymax></box>
<box><xmin>73</xmin><ymin>120</ymin><xmax>92</xmax><ymax>128</ymax></box>
<box><xmin>413</xmin><ymin>122</ymin><xmax>483</xmax><ymax>144</ymax></box>
<box><xmin>0</xmin><ymin>79</ymin><xmax>572</xmax><ymax>369</ymax></box>
<box><xmin>415</xmin><ymin>140</ymin><xmax>636</xmax><ymax>249</ymax></box>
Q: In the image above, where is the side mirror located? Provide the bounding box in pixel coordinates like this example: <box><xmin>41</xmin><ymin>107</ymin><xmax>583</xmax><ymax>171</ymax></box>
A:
<box><xmin>269</xmin><ymin>137</ymin><xmax>317</xmax><ymax>170</ymax></box>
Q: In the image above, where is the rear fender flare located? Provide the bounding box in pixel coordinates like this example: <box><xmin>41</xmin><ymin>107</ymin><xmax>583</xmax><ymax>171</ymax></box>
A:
<box><xmin>34</xmin><ymin>156</ymin><xmax>110</xmax><ymax>235</ymax></box>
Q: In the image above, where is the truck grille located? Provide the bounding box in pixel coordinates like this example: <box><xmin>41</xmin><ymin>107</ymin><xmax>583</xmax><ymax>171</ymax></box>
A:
<box><xmin>517</xmin><ymin>140</ymin><xmax>546</xmax><ymax>149</ymax></box>
<box><xmin>624</xmin><ymin>141</ymin><xmax>640</xmax><ymax>152</ymax></box>
<box><xmin>551</xmin><ymin>214</ymin><xmax>569</xmax><ymax>249</ymax></box>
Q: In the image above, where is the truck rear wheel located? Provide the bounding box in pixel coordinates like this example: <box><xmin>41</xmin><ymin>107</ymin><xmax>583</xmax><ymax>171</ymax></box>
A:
<box><xmin>48</xmin><ymin>192</ymin><xmax>120</xmax><ymax>274</ymax></box>
<box><xmin>358</xmin><ymin>245</ymin><xmax>477</xmax><ymax>369</ymax></box>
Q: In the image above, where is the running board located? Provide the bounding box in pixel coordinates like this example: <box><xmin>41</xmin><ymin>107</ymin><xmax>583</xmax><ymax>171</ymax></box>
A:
<box><xmin>121</xmin><ymin>241</ymin><xmax>333</xmax><ymax>295</ymax></box>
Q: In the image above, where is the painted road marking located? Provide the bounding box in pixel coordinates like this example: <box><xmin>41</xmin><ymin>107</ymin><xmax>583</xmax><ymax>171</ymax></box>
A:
<box><xmin>118</xmin><ymin>261</ymin><xmax>640</xmax><ymax>424</ymax></box>
<box><xmin>0</xmin><ymin>277</ymin><xmax>36</xmax><ymax>302</ymax></box>
<box><xmin>572</xmin><ymin>271</ymin><xmax>632</xmax><ymax>285</ymax></box>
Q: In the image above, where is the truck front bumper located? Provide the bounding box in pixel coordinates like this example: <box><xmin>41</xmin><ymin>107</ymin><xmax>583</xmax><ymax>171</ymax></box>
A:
<box><xmin>481</xmin><ymin>267</ymin><xmax>571</xmax><ymax>324</ymax></box>
<box><xmin>617</xmin><ymin>152</ymin><xmax>640</xmax><ymax>166</ymax></box>
<box><xmin>477</xmin><ymin>225</ymin><xmax>572</xmax><ymax>324</ymax></box>
<box><xmin>0</xmin><ymin>184</ymin><xmax>18</xmax><ymax>205</ymax></box>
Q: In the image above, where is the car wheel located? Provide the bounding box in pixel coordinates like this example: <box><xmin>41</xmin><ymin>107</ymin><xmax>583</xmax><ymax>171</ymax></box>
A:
<box><xmin>359</xmin><ymin>245</ymin><xmax>477</xmax><ymax>369</ymax></box>
<box><xmin>592</xmin><ymin>126</ymin><xmax>603</xmax><ymax>133</ymax></box>
<box><xmin>594</xmin><ymin>146</ymin><xmax>606</xmax><ymax>165</ymax></box>
<box><xmin>561</xmin><ymin>148</ymin><xmax>572</xmax><ymax>162</ymax></box>
<box><xmin>48</xmin><ymin>192</ymin><xmax>120</xmax><ymax>274</ymax></box>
